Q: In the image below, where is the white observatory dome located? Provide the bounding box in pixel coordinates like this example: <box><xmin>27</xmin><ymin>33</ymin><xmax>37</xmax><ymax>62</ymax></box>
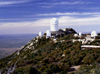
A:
<box><xmin>91</xmin><ymin>31</ymin><xmax>97</xmax><ymax>37</ymax></box>
<box><xmin>39</xmin><ymin>31</ymin><xmax>43</xmax><ymax>37</ymax></box>
<box><xmin>46</xmin><ymin>30</ymin><xmax>51</xmax><ymax>38</ymax></box>
<box><xmin>74</xmin><ymin>34</ymin><xmax>78</xmax><ymax>37</ymax></box>
<box><xmin>50</xmin><ymin>18</ymin><xmax>58</xmax><ymax>31</ymax></box>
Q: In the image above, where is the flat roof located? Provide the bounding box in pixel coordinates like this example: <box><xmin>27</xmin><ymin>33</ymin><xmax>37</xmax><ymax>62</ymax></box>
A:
<box><xmin>81</xmin><ymin>45</ymin><xmax>100</xmax><ymax>48</ymax></box>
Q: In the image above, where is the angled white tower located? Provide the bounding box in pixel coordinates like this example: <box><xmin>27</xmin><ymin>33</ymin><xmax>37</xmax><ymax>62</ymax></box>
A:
<box><xmin>50</xmin><ymin>18</ymin><xmax>58</xmax><ymax>31</ymax></box>
<box><xmin>46</xmin><ymin>30</ymin><xmax>51</xmax><ymax>38</ymax></box>
<box><xmin>39</xmin><ymin>31</ymin><xmax>43</xmax><ymax>37</ymax></box>
<box><xmin>79</xmin><ymin>32</ymin><xmax>82</xmax><ymax>37</ymax></box>
<box><xmin>91</xmin><ymin>31</ymin><xmax>97</xmax><ymax>37</ymax></box>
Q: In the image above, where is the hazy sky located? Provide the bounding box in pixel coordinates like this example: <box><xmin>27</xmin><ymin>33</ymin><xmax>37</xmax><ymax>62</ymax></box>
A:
<box><xmin>0</xmin><ymin>0</ymin><xmax>100</xmax><ymax>34</ymax></box>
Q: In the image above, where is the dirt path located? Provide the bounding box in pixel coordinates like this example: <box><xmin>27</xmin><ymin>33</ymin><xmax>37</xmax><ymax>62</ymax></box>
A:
<box><xmin>68</xmin><ymin>65</ymin><xmax>80</xmax><ymax>74</ymax></box>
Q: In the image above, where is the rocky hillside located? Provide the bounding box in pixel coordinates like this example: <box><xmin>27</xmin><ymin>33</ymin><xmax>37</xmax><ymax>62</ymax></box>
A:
<box><xmin>1</xmin><ymin>30</ymin><xmax>100</xmax><ymax>74</ymax></box>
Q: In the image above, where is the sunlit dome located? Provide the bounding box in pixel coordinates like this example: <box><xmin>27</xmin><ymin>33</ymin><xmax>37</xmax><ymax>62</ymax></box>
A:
<box><xmin>46</xmin><ymin>30</ymin><xmax>51</xmax><ymax>38</ymax></box>
<box><xmin>91</xmin><ymin>31</ymin><xmax>97</xmax><ymax>37</ymax></box>
<box><xmin>50</xmin><ymin>18</ymin><xmax>58</xmax><ymax>31</ymax></box>
<box><xmin>39</xmin><ymin>31</ymin><xmax>43</xmax><ymax>37</ymax></box>
<box><xmin>74</xmin><ymin>34</ymin><xmax>78</xmax><ymax>37</ymax></box>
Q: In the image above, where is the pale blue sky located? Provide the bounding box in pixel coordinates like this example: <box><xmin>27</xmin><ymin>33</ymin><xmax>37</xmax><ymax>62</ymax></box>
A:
<box><xmin>0</xmin><ymin>0</ymin><xmax>100</xmax><ymax>34</ymax></box>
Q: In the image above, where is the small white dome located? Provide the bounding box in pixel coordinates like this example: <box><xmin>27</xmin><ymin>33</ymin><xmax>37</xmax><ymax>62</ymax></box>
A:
<box><xmin>39</xmin><ymin>31</ymin><xmax>43</xmax><ymax>37</ymax></box>
<box><xmin>46</xmin><ymin>30</ymin><xmax>51</xmax><ymax>38</ymax></box>
<box><xmin>74</xmin><ymin>34</ymin><xmax>78</xmax><ymax>37</ymax></box>
<box><xmin>91</xmin><ymin>31</ymin><xmax>97</xmax><ymax>37</ymax></box>
<box><xmin>50</xmin><ymin>18</ymin><xmax>58</xmax><ymax>31</ymax></box>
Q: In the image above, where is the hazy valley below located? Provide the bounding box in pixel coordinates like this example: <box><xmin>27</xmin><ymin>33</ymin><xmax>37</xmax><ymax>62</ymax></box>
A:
<box><xmin>0</xmin><ymin>34</ymin><xmax>37</xmax><ymax>59</ymax></box>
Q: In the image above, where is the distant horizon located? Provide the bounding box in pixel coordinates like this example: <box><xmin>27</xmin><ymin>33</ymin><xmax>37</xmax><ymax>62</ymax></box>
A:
<box><xmin>0</xmin><ymin>33</ymin><xmax>38</xmax><ymax>35</ymax></box>
<box><xmin>0</xmin><ymin>26</ymin><xmax>100</xmax><ymax>35</ymax></box>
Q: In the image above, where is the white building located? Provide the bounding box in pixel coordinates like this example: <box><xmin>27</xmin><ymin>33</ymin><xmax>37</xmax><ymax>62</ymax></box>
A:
<box><xmin>17</xmin><ymin>51</ymin><xmax>20</xmax><ymax>55</ymax></box>
<box><xmin>74</xmin><ymin>34</ymin><xmax>78</xmax><ymax>37</ymax></box>
<box><xmin>46</xmin><ymin>30</ymin><xmax>51</xmax><ymax>38</ymax></box>
<box><xmin>50</xmin><ymin>18</ymin><xmax>58</xmax><ymax>31</ymax></box>
<box><xmin>79</xmin><ymin>32</ymin><xmax>82</xmax><ymax>37</ymax></box>
<box><xmin>91</xmin><ymin>31</ymin><xmax>97</xmax><ymax>37</ymax></box>
<box><xmin>39</xmin><ymin>31</ymin><xmax>43</xmax><ymax>37</ymax></box>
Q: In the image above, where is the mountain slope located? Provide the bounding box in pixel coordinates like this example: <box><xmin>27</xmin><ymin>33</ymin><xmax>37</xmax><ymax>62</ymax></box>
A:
<box><xmin>1</xmin><ymin>33</ymin><xmax>100</xmax><ymax>74</ymax></box>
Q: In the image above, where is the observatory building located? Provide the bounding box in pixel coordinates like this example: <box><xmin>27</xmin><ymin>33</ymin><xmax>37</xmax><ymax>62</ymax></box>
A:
<box><xmin>46</xmin><ymin>30</ymin><xmax>51</xmax><ymax>38</ymax></box>
<box><xmin>74</xmin><ymin>34</ymin><xmax>78</xmax><ymax>37</ymax></box>
<box><xmin>39</xmin><ymin>31</ymin><xmax>43</xmax><ymax>37</ymax></box>
<box><xmin>79</xmin><ymin>32</ymin><xmax>82</xmax><ymax>37</ymax></box>
<box><xmin>38</xmin><ymin>17</ymin><xmax>77</xmax><ymax>39</ymax></box>
<box><xmin>91</xmin><ymin>31</ymin><xmax>97</xmax><ymax>37</ymax></box>
<box><xmin>50</xmin><ymin>18</ymin><xmax>58</xmax><ymax>31</ymax></box>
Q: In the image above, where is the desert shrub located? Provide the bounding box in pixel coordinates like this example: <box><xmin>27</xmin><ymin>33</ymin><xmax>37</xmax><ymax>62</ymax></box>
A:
<box><xmin>42</xmin><ymin>57</ymin><xmax>49</xmax><ymax>64</ymax></box>
<box><xmin>17</xmin><ymin>59</ymin><xmax>36</xmax><ymax>67</ymax></box>
<box><xmin>96</xmin><ymin>57</ymin><xmax>100</xmax><ymax>63</ymax></box>
<box><xmin>48</xmin><ymin>57</ymin><xmax>55</xmax><ymax>63</ymax></box>
<box><xmin>74</xmin><ymin>37</ymin><xmax>80</xmax><ymax>39</ymax></box>
<box><xmin>47</xmin><ymin>63</ymin><xmax>60</xmax><ymax>72</ymax></box>
<box><xmin>59</xmin><ymin>70</ymin><xmax>67</xmax><ymax>74</ymax></box>
<box><xmin>39</xmin><ymin>66</ymin><xmax>47</xmax><ymax>72</ymax></box>
<box><xmin>0</xmin><ymin>62</ymin><xmax>7</xmax><ymax>69</ymax></box>
<box><xmin>13</xmin><ymin>65</ymin><xmax>41</xmax><ymax>74</ymax></box>
<box><xmin>70</xmin><ymin>55</ymin><xmax>81</xmax><ymax>65</ymax></box>
<box><xmin>58</xmin><ymin>63</ymin><xmax>69</xmax><ymax>71</ymax></box>
<box><xmin>96</xmin><ymin>36</ymin><xmax>100</xmax><ymax>39</ymax></box>
<box><xmin>83</xmin><ymin>54</ymin><xmax>95</xmax><ymax>64</ymax></box>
